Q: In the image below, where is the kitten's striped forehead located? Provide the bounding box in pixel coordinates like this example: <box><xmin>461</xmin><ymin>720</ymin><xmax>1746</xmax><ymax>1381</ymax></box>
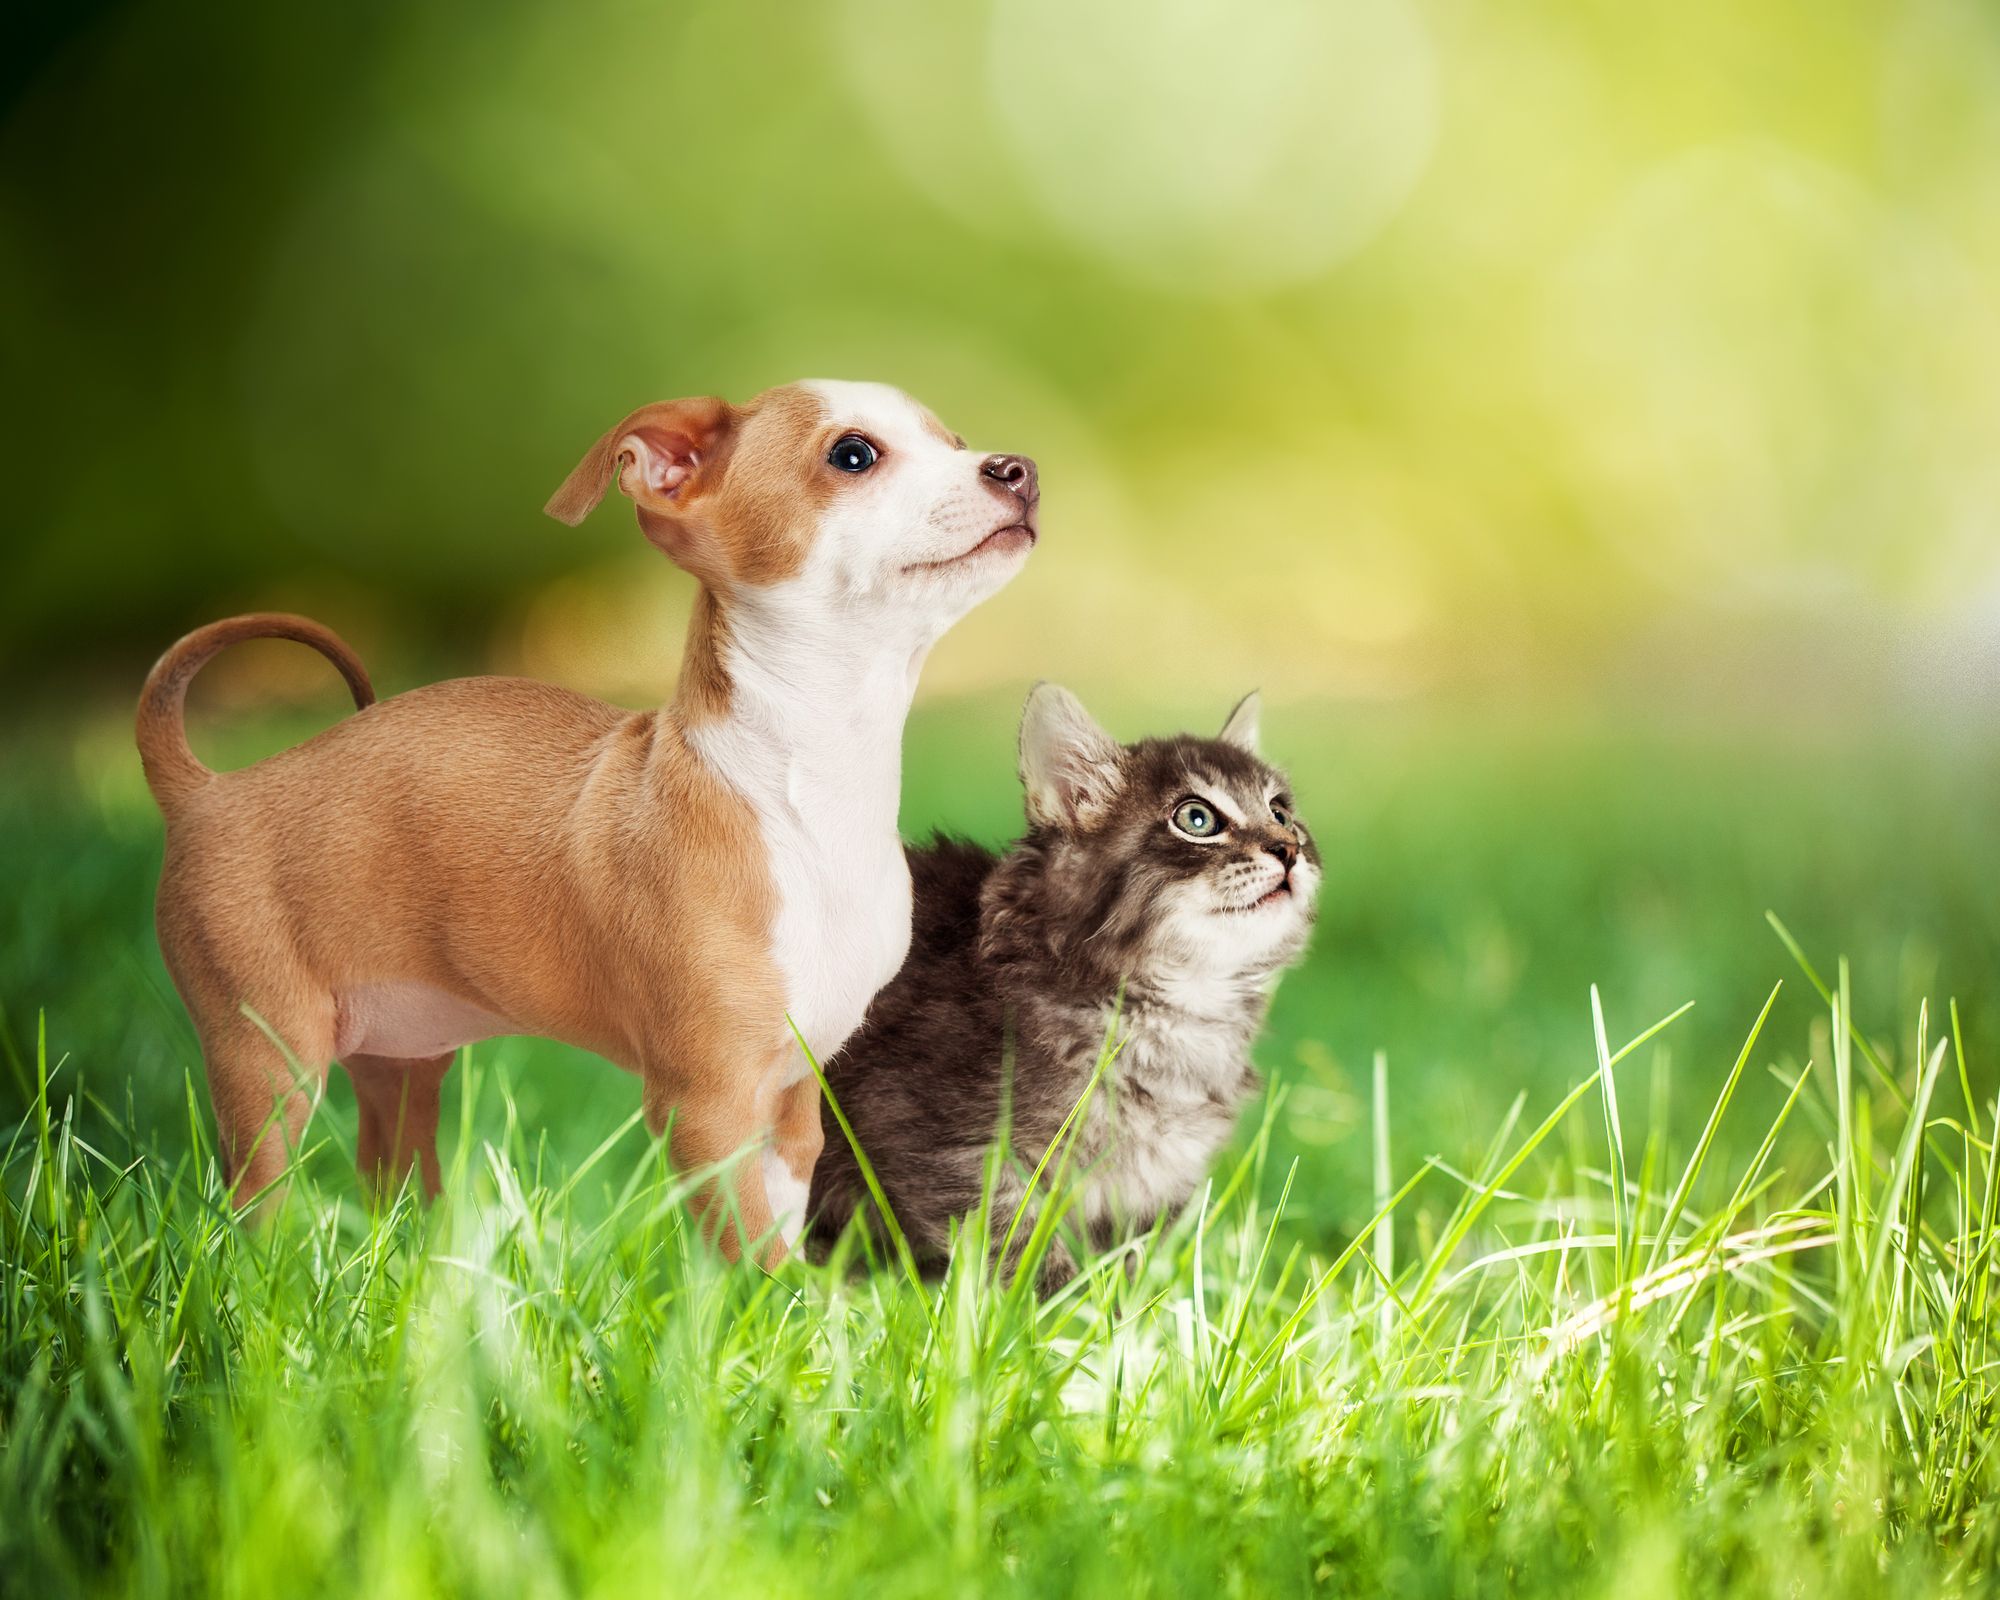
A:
<box><xmin>1126</xmin><ymin>737</ymin><xmax>1289</xmax><ymax>808</ymax></box>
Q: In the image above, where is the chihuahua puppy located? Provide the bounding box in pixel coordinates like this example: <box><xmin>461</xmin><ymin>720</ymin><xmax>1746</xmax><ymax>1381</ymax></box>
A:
<box><xmin>137</xmin><ymin>381</ymin><xmax>1037</xmax><ymax>1260</ymax></box>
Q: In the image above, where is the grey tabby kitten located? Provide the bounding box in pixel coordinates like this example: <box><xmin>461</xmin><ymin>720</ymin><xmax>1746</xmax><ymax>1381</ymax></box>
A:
<box><xmin>808</xmin><ymin>684</ymin><xmax>1319</xmax><ymax>1284</ymax></box>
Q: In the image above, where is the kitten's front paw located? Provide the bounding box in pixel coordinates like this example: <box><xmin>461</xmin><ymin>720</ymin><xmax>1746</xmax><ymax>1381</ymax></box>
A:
<box><xmin>1031</xmin><ymin>1240</ymin><xmax>1080</xmax><ymax>1297</ymax></box>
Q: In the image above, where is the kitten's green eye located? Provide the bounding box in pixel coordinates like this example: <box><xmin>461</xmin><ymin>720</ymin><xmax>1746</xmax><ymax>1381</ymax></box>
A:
<box><xmin>1172</xmin><ymin>799</ymin><xmax>1223</xmax><ymax>838</ymax></box>
<box><xmin>1272</xmin><ymin>802</ymin><xmax>1291</xmax><ymax>827</ymax></box>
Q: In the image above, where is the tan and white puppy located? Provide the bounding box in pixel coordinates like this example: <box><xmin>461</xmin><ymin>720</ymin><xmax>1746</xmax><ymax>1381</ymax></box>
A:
<box><xmin>137</xmin><ymin>380</ymin><xmax>1037</xmax><ymax>1261</ymax></box>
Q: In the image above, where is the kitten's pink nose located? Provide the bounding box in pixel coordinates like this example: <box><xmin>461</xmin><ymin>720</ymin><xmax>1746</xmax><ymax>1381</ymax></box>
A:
<box><xmin>1264</xmin><ymin>837</ymin><xmax>1299</xmax><ymax>870</ymax></box>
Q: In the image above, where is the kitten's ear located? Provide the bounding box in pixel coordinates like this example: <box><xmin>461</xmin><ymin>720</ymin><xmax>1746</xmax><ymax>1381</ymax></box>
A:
<box><xmin>1218</xmin><ymin>690</ymin><xmax>1261</xmax><ymax>755</ymax></box>
<box><xmin>1020</xmin><ymin>683</ymin><xmax>1122</xmax><ymax>829</ymax></box>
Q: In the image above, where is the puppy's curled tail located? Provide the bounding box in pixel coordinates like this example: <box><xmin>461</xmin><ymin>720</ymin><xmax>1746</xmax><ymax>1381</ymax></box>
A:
<box><xmin>136</xmin><ymin>613</ymin><xmax>375</xmax><ymax>812</ymax></box>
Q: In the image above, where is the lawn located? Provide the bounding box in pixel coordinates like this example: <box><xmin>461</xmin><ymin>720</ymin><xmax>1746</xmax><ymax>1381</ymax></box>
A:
<box><xmin>4</xmin><ymin>694</ymin><xmax>1999</xmax><ymax>1597</ymax></box>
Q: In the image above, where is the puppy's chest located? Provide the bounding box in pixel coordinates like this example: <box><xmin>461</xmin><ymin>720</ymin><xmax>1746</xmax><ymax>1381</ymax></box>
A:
<box><xmin>692</xmin><ymin>709</ymin><xmax>914</xmax><ymax>1071</ymax></box>
<box><xmin>759</xmin><ymin>795</ymin><xmax>911</xmax><ymax>1071</ymax></box>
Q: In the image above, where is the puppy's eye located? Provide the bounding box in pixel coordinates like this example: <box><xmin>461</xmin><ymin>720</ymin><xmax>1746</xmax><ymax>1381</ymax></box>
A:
<box><xmin>1272</xmin><ymin>802</ymin><xmax>1291</xmax><ymax>827</ymax></box>
<box><xmin>828</xmin><ymin>435</ymin><xmax>878</xmax><ymax>474</ymax></box>
<box><xmin>1172</xmin><ymin>799</ymin><xmax>1223</xmax><ymax>838</ymax></box>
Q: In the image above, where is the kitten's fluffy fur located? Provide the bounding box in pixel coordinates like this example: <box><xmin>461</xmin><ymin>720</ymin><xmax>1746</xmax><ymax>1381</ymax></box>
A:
<box><xmin>808</xmin><ymin>685</ymin><xmax>1319</xmax><ymax>1283</ymax></box>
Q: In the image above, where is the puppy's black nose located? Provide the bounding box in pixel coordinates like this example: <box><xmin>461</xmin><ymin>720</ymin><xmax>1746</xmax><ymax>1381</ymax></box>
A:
<box><xmin>981</xmin><ymin>453</ymin><xmax>1038</xmax><ymax>503</ymax></box>
<box><xmin>1264</xmin><ymin>837</ymin><xmax>1299</xmax><ymax>869</ymax></box>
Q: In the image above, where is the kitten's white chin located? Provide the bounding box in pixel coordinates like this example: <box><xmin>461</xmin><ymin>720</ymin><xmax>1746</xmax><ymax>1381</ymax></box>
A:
<box><xmin>1160</xmin><ymin>881</ymin><xmax>1315</xmax><ymax>979</ymax></box>
<box><xmin>1217</xmin><ymin>861</ymin><xmax>1319</xmax><ymax>920</ymax></box>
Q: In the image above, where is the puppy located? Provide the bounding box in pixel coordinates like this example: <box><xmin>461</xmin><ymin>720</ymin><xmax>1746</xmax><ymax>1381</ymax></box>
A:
<box><xmin>137</xmin><ymin>380</ymin><xmax>1038</xmax><ymax>1260</ymax></box>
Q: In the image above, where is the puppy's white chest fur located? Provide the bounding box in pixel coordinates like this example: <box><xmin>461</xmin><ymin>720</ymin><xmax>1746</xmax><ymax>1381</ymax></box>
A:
<box><xmin>689</xmin><ymin>619</ymin><xmax>918</xmax><ymax>1077</ymax></box>
<box><xmin>755</xmin><ymin>788</ymin><xmax>911</xmax><ymax>1072</ymax></box>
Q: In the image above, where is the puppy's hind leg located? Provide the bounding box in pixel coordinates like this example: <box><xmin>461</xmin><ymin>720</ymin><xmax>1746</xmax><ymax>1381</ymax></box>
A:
<box><xmin>342</xmin><ymin>1052</ymin><xmax>452</xmax><ymax>1200</ymax></box>
<box><xmin>193</xmin><ymin>999</ymin><xmax>337</xmax><ymax>1212</ymax></box>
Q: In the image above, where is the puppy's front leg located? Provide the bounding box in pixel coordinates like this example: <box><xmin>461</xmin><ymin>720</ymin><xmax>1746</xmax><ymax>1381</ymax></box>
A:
<box><xmin>657</xmin><ymin>1075</ymin><xmax>786</xmax><ymax>1267</ymax></box>
<box><xmin>766</xmin><ymin>1075</ymin><xmax>825</xmax><ymax>1256</ymax></box>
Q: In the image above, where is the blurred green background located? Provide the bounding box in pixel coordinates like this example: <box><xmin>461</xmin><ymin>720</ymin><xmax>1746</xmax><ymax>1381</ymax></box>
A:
<box><xmin>4</xmin><ymin>0</ymin><xmax>1998</xmax><ymax>1232</ymax></box>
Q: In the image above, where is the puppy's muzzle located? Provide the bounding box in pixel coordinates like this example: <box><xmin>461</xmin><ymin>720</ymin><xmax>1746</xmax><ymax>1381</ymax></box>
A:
<box><xmin>981</xmin><ymin>453</ymin><xmax>1040</xmax><ymax>522</ymax></box>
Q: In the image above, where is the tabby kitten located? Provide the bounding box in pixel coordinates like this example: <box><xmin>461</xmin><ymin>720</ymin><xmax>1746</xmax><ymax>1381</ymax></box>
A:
<box><xmin>808</xmin><ymin>684</ymin><xmax>1319</xmax><ymax>1283</ymax></box>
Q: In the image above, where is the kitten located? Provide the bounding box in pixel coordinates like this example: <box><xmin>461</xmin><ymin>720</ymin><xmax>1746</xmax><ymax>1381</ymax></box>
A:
<box><xmin>808</xmin><ymin>684</ymin><xmax>1319</xmax><ymax>1284</ymax></box>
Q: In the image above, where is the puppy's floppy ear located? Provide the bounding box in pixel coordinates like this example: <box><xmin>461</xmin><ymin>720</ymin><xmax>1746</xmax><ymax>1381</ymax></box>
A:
<box><xmin>1218</xmin><ymin>690</ymin><xmax>1261</xmax><ymax>755</ymax></box>
<box><xmin>544</xmin><ymin>397</ymin><xmax>738</xmax><ymax>575</ymax></box>
<box><xmin>1020</xmin><ymin>682</ymin><xmax>1122</xmax><ymax>829</ymax></box>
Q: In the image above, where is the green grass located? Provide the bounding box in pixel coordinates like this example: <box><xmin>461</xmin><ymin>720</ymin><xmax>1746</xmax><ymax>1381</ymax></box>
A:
<box><xmin>3</xmin><ymin>697</ymin><xmax>2000</xmax><ymax>1596</ymax></box>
